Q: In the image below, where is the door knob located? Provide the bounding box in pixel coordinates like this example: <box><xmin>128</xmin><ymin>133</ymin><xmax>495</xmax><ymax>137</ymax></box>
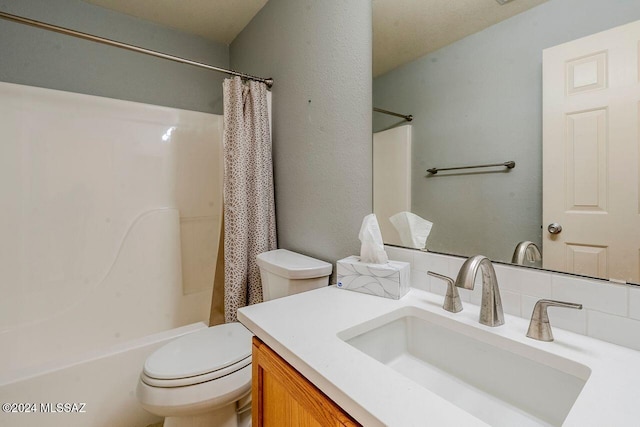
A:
<box><xmin>548</xmin><ymin>223</ymin><xmax>562</xmax><ymax>234</ymax></box>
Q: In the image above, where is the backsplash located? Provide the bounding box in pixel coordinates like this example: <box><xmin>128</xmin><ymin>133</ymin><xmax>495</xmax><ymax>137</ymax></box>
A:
<box><xmin>386</xmin><ymin>245</ymin><xmax>640</xmax><ymax>351</ymax></box>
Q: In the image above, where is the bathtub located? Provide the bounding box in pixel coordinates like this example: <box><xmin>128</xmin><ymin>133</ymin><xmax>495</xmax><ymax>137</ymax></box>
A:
<box><xmin>0</xmin><ymin>83</ymin><xmax>223</xmax><ymax>426</ymax></box>
<box><xmin>0</xmin><ymin>322</ymin><xmax>208</xmax><ymax>427</ymax></box>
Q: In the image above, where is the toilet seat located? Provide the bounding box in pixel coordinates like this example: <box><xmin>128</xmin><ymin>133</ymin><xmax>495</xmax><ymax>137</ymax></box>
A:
<box><xmin>141</xmin><ymin>355</ymin><xmax>251</xmax><ymax>387</ymax></box>
<box><xmin>142</xmin><ymin>322</ymin><xmax>252</xmax><ymax>388</ymax></box>
<box><xmin>137</xmin><ymin>363</ymin><xmax>252</xmax><ymax>417</ymax></box>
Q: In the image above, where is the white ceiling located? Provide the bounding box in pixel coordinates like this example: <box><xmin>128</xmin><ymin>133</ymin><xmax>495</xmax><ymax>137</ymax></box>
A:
<box><xmin>82</xmin><ymin>0</ymin><xmax>547</xmax><ymax>76</ymax></box>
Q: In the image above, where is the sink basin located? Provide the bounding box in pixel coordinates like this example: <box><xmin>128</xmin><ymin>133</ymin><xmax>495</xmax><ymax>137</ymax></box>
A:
<box><xmin>338</xmin><ymin>307</ymin><xmax>590</xmax><ymax>427</ymax></box>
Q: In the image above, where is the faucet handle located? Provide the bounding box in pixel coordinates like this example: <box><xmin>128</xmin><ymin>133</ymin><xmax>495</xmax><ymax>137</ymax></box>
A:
<box><xmin>526</xmin><ymin>299</ymin><xmax>583</xmax><ymax>342</ymax></box>
<box><xmin>427</xmin><ymin>271</ymin><xmax>463</xmax><ymax>313</ymax></box>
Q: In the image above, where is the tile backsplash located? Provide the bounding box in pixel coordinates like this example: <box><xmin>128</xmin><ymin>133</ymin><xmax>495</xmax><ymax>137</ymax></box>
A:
<box><xmin>386</xmin><ymin>245</ymin><xmax>640</xmax><ymax>351</ymax></box>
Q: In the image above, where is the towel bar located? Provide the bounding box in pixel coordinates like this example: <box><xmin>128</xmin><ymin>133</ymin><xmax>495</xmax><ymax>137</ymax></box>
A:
<box><xmin>427</xmin><ymin>161</ymin><xmax>515</xmax><ymax>175</ymax></box>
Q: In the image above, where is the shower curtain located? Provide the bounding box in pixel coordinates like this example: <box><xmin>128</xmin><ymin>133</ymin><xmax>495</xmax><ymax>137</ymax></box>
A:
<box><xmin>221</xmin><ymin>76</ymin><xmax>277</xmax><ymax>323</ymax></box>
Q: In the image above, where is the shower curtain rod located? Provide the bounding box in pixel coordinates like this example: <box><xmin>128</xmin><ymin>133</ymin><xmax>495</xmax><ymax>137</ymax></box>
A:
<box><xmin>0</xmin><ymin>10</ymin><xmax>274</xmax><ymax>88</ymax></box>
<box><xmin>373</xmin><ymin>107</ymin><xmax>413</xmax><ymax>122</ymax></box>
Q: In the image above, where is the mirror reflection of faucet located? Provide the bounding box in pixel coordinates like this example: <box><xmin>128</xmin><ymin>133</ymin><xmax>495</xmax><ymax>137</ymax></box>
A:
<box><xmin>511</xmin><ymin>241</ymin><xmax>542</xmax><ymax>265</ymax></box>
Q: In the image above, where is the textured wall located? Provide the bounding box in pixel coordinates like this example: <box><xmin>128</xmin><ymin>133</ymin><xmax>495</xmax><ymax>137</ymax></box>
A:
<box><xmin>0</xmin><ymin>0</ymin><xmax>228</xmax><ymax>114</ymax></box>
<box><xmin>373</xmin><ymin>0</ymin><xmax>640</xmax><ymax>263</ymax></box>
<box><xmin>230</xmin><ymin>0</ymin><xmax>373</xmax><ymax>268</ymax></box>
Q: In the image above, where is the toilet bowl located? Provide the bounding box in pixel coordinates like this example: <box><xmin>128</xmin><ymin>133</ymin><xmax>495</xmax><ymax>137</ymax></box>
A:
<box><xmin>136</xmin><ymin>249</ymin><xmax>332</xmax><ymax>427</ymax></box>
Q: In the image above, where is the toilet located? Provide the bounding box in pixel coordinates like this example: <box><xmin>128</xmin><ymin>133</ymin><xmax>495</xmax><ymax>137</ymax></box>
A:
<box><xmin>136</xmin><ymin>249</ymin><xmax>332</xmax><ymax>427</ymax></box>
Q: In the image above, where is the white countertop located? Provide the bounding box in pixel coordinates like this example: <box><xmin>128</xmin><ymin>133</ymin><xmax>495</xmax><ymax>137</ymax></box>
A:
<box><xmin>237</xmin><ymin>286</ymin><xmax>640</xmax><ymax>426</ymax></box>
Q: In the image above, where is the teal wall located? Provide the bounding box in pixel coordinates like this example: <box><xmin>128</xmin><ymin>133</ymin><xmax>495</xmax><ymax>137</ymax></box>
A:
<box><xmin>230</xmin><ymin>0</ymin><xmax>373</xmax><ymax>268</ymax></box>
<box><xmin>0</xmin><ymin>0</ymin><xmax>228</xmax><ymax>114</ymax></box>
<box><xmin>1</xmin><ymin>0</ymin><xmax>375</xmax><ymax>271</ymax></box>
<box><xmin>373</xmin><ymin>0</ymin><xmax>640</xmax><ymax>262</ymax></box>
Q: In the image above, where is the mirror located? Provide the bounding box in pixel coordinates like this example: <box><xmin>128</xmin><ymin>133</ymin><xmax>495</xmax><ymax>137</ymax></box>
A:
<box><xmin>372</xmin><ymin>0</ymin><xmax>640</xmax><ymax>284</ymax></box>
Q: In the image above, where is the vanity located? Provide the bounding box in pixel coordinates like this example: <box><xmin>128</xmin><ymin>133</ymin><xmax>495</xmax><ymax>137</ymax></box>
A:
<box><xmin>238</xmin><ymin>284</ymin><xmax>640</xmax><ymax>426</ymax></box>
<box><xmin>251</xmin><ymin>336</ymin><xmax>358</xmax><ymax>426</ymax></box>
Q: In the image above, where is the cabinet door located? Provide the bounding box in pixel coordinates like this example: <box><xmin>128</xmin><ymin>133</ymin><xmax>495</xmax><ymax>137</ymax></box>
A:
<box><xmin>252</xmin><ymin>337</ymin><xmax>360</xmax><ymax>427</ymax></box>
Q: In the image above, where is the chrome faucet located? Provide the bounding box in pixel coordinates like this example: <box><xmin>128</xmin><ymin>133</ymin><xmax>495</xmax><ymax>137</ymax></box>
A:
<box><xmin>455</xmin><ymin>255</ymin><xmax>504</xmax><ymax>327</ymax></box>
<box><xmin>511</xmin><ymin>241</ymin><xmax>542</xmax><ymax>265</ymax></box>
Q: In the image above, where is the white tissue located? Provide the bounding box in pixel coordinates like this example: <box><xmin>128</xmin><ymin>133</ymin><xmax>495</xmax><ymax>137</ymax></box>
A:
<box><xmin>389</xmin><ymin>211</ymin><xmax>433</xmax><ymax>249</ymax></box>
<box><xmin>358</xmin><ymin>214</ymin><xmax>389</xmax><ymax>264</ymax></box>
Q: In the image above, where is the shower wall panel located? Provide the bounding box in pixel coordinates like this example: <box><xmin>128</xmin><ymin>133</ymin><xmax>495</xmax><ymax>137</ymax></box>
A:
<box><xmin>0</xmin><ymin>82</ymin><xmax>222</xmax><ymax>378</ymax></box>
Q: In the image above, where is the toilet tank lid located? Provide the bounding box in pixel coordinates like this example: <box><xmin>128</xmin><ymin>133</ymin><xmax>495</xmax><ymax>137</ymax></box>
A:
<box><xmin>256</xmin><ymin>249</ymin><xmax>332</xmax><ymax>279</ymax></box>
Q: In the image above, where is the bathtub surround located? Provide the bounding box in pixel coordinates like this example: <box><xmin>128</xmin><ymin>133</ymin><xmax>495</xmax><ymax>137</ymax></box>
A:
<box><xmin>230</xmin><ymin>0</ymin><xmax>373</xmax><ymax>270</ymax></box>
<box><xmin>373</xmin><ymin>0</ymin><xmax>640</xmax><ymax>262</ymax></box>
<box><xmin>0</xmin><ymin>0</ymin><xmax>229</xmax><ymax>114</ymax></box>
<box><xmin>0</xmin><ymin>83</ymin><xmax>222</xmax><ymax>426</ymax></box>
<box><xmin>386</xmin><ymin>245</ymin><xmax>640</xmax><ymax>352</ymax></box>
<box><xmin>223</xmin><ymin>77</ymin><xmax>277</xmax><ymax>322</ymax></box>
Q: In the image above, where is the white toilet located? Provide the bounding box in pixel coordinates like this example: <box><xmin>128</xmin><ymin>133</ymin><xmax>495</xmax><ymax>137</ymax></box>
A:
<box><xmin>136</xmin><ymin>249</ymin><xmax>332</xmax><ymax>427</ymax></box>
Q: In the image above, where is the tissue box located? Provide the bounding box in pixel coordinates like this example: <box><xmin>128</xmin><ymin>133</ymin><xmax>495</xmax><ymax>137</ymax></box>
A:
<box><xmin>336</xmin><ymin>256</ymin><xmax>410</xmax><ymax>300</ymax></box>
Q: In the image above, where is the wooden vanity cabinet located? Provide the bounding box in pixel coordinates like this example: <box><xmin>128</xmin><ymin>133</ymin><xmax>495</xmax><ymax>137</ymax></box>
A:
<box><xmin>252</xmin><ymin>337</ymin><xmax>360</xmax><ymax>427</ymax></box>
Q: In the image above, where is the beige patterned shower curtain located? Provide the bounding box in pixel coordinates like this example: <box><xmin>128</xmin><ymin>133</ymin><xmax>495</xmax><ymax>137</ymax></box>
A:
<box><xmin>220</xmin><ymin>76</ymin><xmax>277</xmax><ymax>323</ymax></box>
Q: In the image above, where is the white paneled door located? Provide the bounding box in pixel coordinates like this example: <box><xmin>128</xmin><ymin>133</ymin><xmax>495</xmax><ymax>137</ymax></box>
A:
<box><xmin>543</xmin><ymin>20</ymin><xmax>640</xmax><ymax>283</ymax></box>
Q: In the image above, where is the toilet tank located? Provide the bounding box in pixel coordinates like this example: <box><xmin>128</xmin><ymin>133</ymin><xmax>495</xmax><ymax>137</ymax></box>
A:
<box><xmin>256</xmin><ymin>249</ymin><xmax>332</xmax><ymax>301</ymax></box>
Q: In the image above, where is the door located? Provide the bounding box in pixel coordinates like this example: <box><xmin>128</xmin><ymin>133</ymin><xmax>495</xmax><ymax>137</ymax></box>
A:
<box><xmin>543</xmin><ymin>20</ymin><xmax>640</xmax><ymax>283</ymax></box>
